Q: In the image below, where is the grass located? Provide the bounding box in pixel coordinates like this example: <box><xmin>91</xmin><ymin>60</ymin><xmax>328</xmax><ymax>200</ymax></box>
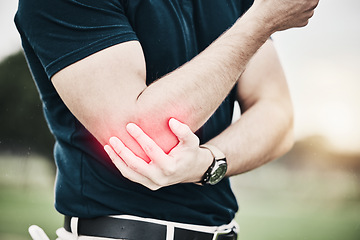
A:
<box><xmin>0</xmin><ymin>187</ymin><xmax>62</xmax><ymax>240</ymax></box>
<box><xmin>0</xmin><ymin>155</ymin><xmax>62</xmax><ymax>240</ymax></box>
<box><xmin>1</xmin><ymin>155</ymin><xmax>359</xmax><ymax>240</ymax></box>
<box><xmin>235</xmin><ymin>197</ymin><xmax>360</xmax><ymax>240</ymax></box>
<box><xmin>1</xmin><ymin>185</ymin><xmax>358</xmax><ymax>240</ymax></box>
<box><xmin>232</xmin><ymin>164</ymin><xmax>360</xmax><ymax>240</ymax></box>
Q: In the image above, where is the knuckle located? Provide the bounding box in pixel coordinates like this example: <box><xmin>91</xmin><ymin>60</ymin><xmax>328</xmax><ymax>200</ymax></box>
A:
<box><xmin>143</xmin><ymin>143</ymin><xmax>154</xmax><ymax>153</ymax></box>
<box><xmin>193</xmin><ymin>136</ymin><xmax>200</xmax><ymax>146</ymax></box>
<box><xmin>183</xmin><ymin>131</ymin><xmax>198</xmax><ymax>145</ymax></box>
<box><xmin>119</xmin><ymin>169</ymin><xmax>131</xmax><ymax>179</ymax></box>
<box><xmin>309</xmin><ymin>10</ymin><xmax>315</xmax><ymax>18</ymax></box>
<box><xmin>302</xmin><ymin>19</ymin><xmax>310</xmax><ymax>27</ymax></box>
<box><xmin>148</xmin><ymin>184</ymin><xmax>161</xmax><ymax>191</ymax></box>
<box><xmin>152</xmin><ymin>176</ymin><xmax>168</xmax><ymax>187</ymax></box>
<box><xmin>312</xmin><ymin>0</ymin><xmax>319</xmax><ymax>8</ymax></box>
<box><xmin>160</xmin><ymin>162</ymin><xmax>176</xmax><ymax>176</ymax></box>
<box><xmin>182</xmin><ymin>124</ymin><xmax>191</xmax><ymax>132</ymax></box>
<box><xmin>114</xmin><ymin>147</ymin><xmax>123</xmax><ymax>156</ymax></box>
<box><xmin>128</xmin><ymin>164</ymin><xmax>139</xmax><ymax>172</ymax></box>
<box><xmin>163</xmin><ymin>166</ymin><xmax>176</xmax><ymax>176</ymax></box>
<box><xmin>132</xmin><ymin>130</ymin><xmax>143</xmax><ymax>139</ymax></box>
<box><xmin>308</xmin><ymin>1</ymin><xmax>318</xmax><ymax>11</ymax></box>
<box><xmin>125</xmin><ymin>160</ymin><xmax>139</xmax><ymax>172</ymax></box>
<box><xmin>178</xmin><ymin>125</ymin><xmax>191</xmax><ymax>137</ymax></box>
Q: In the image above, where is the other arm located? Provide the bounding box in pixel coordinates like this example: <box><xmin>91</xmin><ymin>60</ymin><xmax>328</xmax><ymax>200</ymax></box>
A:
<box><xmin>207</xmin><ymin>39</ymin><xmax>294</xmax><ymax>176</ymax></box>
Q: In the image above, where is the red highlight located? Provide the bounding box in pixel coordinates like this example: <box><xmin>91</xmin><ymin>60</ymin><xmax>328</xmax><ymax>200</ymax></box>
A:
<box><xmin>106</xmin><ymin>119</ymin><xmax>180</xmax><ymax>164</ymax></box>
<box><xmin>130</xmin><ymin>117</ymin><xmax>179</xmax><ymax>163</ymax></box>
<box><xmin>105</xmin><ymin>102</ymin><xmax>190</xmax><ymax>164</ymax></box>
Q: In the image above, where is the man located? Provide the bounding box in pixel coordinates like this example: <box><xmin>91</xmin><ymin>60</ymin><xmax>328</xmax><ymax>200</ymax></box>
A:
<box><xmin>16</xmin><ymin>0</ymin><xmax>318</xmax><ymax>239</ymax></box>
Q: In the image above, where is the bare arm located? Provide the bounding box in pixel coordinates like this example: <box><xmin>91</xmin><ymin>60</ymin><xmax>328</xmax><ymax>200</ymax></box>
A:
<box><xmin>104</xmin><ymin>40</ymin><xmax>294</xmax><ymax>190</ymax></box>
<box><xmin>51</xmin><ymin>0</ymin><xmax>317</xmax><ymax>161</ymax></box>
<box><xmin>207</xmin><ymin>40</ymin><xmax>294</xmax><ymax>176</ymax></box>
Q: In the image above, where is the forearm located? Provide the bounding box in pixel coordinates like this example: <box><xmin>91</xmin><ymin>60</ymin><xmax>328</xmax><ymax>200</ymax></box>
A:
<box><xmin>103</xmin><ymin>97</ymin><xmax>294</xmax><ymax>189</ymax></box>
<box><xmin>206</xmin><ymin>99</ymin><xmax>294</xmax><ymax>176</ymax></box>
<box><xmin>204</xmin><ymin>39</ymin><xmax>294</xmax><ymax>176</ymax></box>
<box><xmin>137</xmin><ymin>8</ymin><xmax>271</xmax><ymax>120</ymax></box>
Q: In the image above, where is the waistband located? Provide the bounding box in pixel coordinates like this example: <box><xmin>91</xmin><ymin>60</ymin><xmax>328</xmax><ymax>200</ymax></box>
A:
<box><xmin>64</xmin><ymin>215</ymin><xmax>238</xmax><ymax>240</ymax></box>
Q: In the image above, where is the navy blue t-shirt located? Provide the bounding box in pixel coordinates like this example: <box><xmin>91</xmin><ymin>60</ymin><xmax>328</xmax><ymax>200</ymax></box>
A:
<box><xmin>15</xmin><ymin>0</ymin><xmax>253</xmax><ymax>226</ymax></box>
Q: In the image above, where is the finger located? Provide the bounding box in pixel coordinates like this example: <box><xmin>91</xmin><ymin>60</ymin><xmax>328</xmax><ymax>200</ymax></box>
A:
<box><xmin>126</xmin><ymin>123</ymin><xmax>167</xmax><ymax>161</ymax></box>
<box><xmin>107</xmin><ymin>138</ymin><xmax>148</xmax><ymax>170</ymax></box>
<box><xmin>104</xmin><ymin>144</ymin><xmax>123</xmax><ymax>164</ymax></box>
<box><xmin>104</xmin><ymin>144</ymin><xmax>157</xmax><ymax>188</ymax></box>
<box><xmin>109</xmin><ymin>136</ymin><xmax>144</xmax><ymax>163</ymax></box>
<box><xmin>108</xmin><ymin>137</ymin><xmax>162</xmax><ymax>176</ymax></box>
<box><xmin>168</xmin><ymin>118</ymin><xmax>199</xmax><ymax>146</ymax></box>
<box><xmin>28</xmin><ymin>225</ymin><xmax>50</xmax><ymax>240</ymax></box>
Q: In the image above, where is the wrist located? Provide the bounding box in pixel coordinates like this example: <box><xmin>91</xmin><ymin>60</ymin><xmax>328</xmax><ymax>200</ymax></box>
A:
<box><xmin>196</xmin><ymin>147</ymin><xmax>214</xmax><ymax>183</ymax></box>
<box><xmin>198</xmin><ymin>144</ymin><xmax>228</xmax><ymax>185</ymax></box>
<box><xmin>241</xmin><ymin>2</ymin><xmax>277</xmax><ymax>36</ymax></box>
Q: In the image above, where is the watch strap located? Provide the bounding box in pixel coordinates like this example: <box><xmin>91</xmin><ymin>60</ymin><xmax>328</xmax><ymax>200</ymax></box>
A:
<box><xmin>200</xmin><ymin>144</ymin><xmax>226</xmax><ymax>160</ymax></box>
<box><xmin>199</xmin><ymin>144</ymin><xmax>226</xmax><ymax>185</ymax></box>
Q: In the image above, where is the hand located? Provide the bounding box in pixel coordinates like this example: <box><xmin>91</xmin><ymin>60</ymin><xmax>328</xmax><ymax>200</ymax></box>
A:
<box><xmin>104</xmin><ymin>118</ymin><xmax>213</xmax><ymax>190</ymax></box>
<box><xmin>252</xmin><ymin>0</ymin><xmax>319</xmax><ymax>32</ymax></box>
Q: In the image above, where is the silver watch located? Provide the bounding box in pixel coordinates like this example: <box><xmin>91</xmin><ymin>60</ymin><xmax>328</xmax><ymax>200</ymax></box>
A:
<box><xmin>200</xmin><ymin>144</ymin><xmax>227</xmax><ymax>185</ymax></box>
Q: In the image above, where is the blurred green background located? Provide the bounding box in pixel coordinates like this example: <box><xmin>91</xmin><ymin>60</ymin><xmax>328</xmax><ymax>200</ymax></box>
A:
<box><xmin>1</xmin><ymin>0</ymin><xmax>359</xmax><ymax>239</ymax></box>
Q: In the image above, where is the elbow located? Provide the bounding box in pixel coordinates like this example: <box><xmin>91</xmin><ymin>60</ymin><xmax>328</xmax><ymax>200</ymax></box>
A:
<box><xmin>267</xmin><ymin>99</ymin><xmax>294</xmax><ymax>161</ymax></box>
<box><xmin>270</xmin><ymin>122</ymin><xmax>294</xmax><ymax>162</ymax></box>
<box><xmin>282</xmin><ymin>124</ymin><xmax>295</xmax><ymax>156</ymax></box>
<box><xmin>278</xmin><ymin>107</ymin><xmax>295</xmax><ymax>157</ymax></box>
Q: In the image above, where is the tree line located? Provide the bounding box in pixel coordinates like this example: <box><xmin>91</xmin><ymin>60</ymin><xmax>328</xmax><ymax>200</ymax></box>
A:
<box><xmin>0</xmin><ymin>51</ymin><xmax>54</xmax><ymax>159</ymax></box>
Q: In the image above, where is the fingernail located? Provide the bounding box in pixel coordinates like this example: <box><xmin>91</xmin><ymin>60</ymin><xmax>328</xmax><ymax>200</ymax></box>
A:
<box><xmin>104</xmin><ymin>145</ymin><xmax>112</xmax><ymax>156</ymax></box>
<box><xmin>109</xmin><ymin>137</ymin><xmax>121</xmax><ymax>148</ymax></box>
<box><xmin>169</xmin><ymin>118</ymin><xmax>181</xmax><ymax>128</ymax></box>
<box><xmin>104</xmin><ymin>145</ymin><xmax>109</xmax><ymax>153</ymax></box>
<box><xmin>126</xmin><ymin>123</ymin><xmax>138</xmax><ymax>133</ymax></box>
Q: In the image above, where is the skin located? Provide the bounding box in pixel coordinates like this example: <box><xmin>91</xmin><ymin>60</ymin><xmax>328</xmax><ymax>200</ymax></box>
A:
<box><xmin>51</xmin><ymin>0</ymin><xmax>319</xmax><ymax>190</ymax></box>
<box><xmin>104</xmin><ymin>40</ymin><xmax>294</xmax><ymax>189</ymax></box>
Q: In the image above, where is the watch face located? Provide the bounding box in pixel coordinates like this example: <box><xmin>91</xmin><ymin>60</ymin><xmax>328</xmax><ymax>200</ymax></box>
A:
<box><xmin>209</xmin><ymin>160</ymin><xmax>227</xmax><ymax>185</ymax></box>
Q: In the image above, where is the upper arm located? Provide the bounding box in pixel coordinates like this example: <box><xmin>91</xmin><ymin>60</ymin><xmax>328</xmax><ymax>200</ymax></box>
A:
<box><xmin>51</xmin><ymin>39</ymin><xmax>183</xmax><ymax>162</ymax></box>
<box><xmin>51</xmin><ymin>41</ymin><xmax>156</xmax><ymax>159</ymax></box>
<box><xmin>236</xmin><ymin>40</ymin><xmax>292</xmax><ymax>112</ymax></box>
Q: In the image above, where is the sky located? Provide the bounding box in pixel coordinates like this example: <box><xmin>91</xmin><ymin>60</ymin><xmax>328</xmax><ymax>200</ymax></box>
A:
<box><xmin>272</xmin><ymin>0</ymin><xmax>360</xmax><ymax>153</ymax></box>
<box><xmin>1</xmin><ymin>0</ymin><xmax>360</xmax><ymax>153</ymax></box>
<box><xmin>0</xmin><ymin>0</ymin><xmax>20</xmax><ymax>60</ymax></box>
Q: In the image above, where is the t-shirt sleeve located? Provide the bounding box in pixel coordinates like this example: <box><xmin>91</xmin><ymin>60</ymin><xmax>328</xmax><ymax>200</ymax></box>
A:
<box><xmin>241</xmin><ymin>0</ymin><xmax>254</xmax><ymax>12</ymax></box>
<box><xmin>16</xmin><ymin>0</ymin><xmax>138</xmax><ymax>78</ymax></box>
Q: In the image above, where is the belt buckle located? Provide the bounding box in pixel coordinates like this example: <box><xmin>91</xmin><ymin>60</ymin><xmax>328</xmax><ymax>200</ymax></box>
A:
<box><xmin>213</xmin><ymin>229</ymin><xmax>237</xmax><ymax>240</ymax></box>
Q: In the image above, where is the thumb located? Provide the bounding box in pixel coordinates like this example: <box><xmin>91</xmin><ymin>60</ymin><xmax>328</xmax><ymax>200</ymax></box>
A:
<box><xmin>168</xmin><ymin>118</ymin><xmax>199</xmax><ymax>146</ymax></box>
<box><xmin>28</xmin><ymin>225</ymin><xmax>50</xmax><ymax>240</ymax></box>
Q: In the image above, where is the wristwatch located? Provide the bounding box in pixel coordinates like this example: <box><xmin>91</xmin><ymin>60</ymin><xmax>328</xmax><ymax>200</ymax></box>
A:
<box><xmin>200</xmin><ymin>144</ymin><xmax>227</xmax><ymax>185</ymax></box>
